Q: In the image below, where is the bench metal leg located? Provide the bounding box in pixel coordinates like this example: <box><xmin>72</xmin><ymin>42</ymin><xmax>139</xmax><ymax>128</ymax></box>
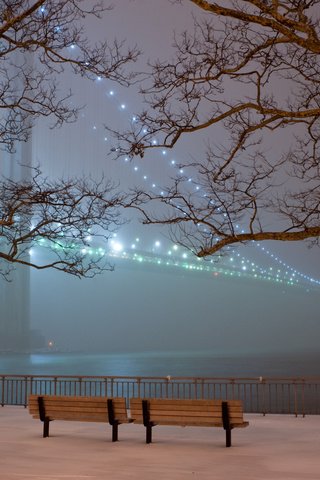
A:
<box><xmin>222</xmin><ymin>401</ymin><xmax>232</xmax><ymax>447</ymax></box>
<box><xmin>43</xmin><ymin>419</ymin><xmax>50</xmax><ymax>438</ymax></box>
<box><xmin>146</xmin><ymin>425</ymin><xmax>152</xmax><ymax>444</ymax></box>
<box><xmin>225</xmin><ymin>429</ymin><xmax>231</xmax><ymax>448</ymax></box>
<box><xmin>112</xmin><ymin>423</ymin><xmax>119</xmax><ymax>442</ymax></box>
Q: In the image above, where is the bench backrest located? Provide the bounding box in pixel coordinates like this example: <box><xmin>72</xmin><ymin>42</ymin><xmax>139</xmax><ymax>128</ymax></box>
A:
<box><xmin>28</xmin><ymin>395</ymin><xmax>128</xmax><ymax>423</ymax></box>
<box><xmin>130</xmin><ymin>398</ymin><xmax>245</xmax><ymax>427</ymax></box>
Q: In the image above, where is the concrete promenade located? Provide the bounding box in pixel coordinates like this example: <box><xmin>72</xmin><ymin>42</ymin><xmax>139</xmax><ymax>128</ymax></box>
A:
<box><xmin>1</xmin><ymin>406</ymin><xmax>320</xmax><ymax>479</ymax></box>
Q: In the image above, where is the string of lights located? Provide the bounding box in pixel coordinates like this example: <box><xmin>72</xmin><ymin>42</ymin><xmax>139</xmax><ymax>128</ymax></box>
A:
<box><xmin>31</xmin><ymin>54</ymin><xmax>320</xmax><ymax>291</ymax></box>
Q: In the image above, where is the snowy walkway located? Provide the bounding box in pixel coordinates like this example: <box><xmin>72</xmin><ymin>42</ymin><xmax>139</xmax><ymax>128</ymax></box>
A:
<box><xmin>1</xmin><ymin>406</ymin><xmax>320</xmax><ymax>479</ymax></box>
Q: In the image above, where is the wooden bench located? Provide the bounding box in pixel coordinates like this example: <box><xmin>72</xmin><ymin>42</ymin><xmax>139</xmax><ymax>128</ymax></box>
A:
<box><xmin>130</xmin><ymin>398</ymin><xmax>249</xmax><ymax>447</ymax></box>
<box><xmin>28</xmin><ymin>395</ymin><xmax>131</xmax><ymax>441</ymax></box>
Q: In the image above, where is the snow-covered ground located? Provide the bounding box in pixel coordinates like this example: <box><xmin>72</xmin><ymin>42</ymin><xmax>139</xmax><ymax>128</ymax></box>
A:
<box><xmin>1</xmin><ymin>407</ymin><xmax>320</xmax><ymax>479</ymax></box>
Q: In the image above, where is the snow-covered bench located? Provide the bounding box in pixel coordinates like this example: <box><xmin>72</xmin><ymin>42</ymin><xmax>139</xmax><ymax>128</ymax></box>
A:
<box><xmin>28</xmin><ymin>395</ymin><xmax>131</xmax><ymax>441</ymax></box>
<box><xmin>130</xmin><ymin>398</ymin><xmax>249</xmax><ymax>447</ymax></box>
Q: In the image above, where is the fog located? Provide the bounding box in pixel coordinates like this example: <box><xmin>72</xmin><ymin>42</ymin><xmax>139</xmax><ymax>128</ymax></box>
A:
<box><xmin>1</xmin><ymin>0</ymin><xmax>320</xmax><ymax>357</ymax></box>
<box><xmin>30</xmin><ymin>260</ymin><xmax>319</xmax><ymax>355</ymax></box>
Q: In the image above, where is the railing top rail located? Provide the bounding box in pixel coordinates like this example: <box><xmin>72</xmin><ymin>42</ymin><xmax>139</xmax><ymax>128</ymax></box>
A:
<box><xmin>1</xmin><ymin>374</ymin><xmax>320</xmax><ymax>383</ymax></box>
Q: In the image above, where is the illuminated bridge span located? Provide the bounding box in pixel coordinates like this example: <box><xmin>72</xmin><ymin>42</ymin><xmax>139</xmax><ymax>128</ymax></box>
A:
<box><xmin>33</xmin><ymin>235</ymin><xmax>320</xmax><ymax>292</ymax></box>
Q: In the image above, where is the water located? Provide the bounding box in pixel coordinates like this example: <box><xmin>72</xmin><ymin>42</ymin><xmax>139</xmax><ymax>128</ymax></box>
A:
<box><xmin>1</xmin><ymin>351</ymin><xmax>320</xmax><ymax>378</ymax></box>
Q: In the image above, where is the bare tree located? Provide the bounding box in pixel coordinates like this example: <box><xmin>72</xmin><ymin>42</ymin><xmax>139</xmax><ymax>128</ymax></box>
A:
<box><xmin>0</xmin><ymin>168</ymin><xmax>125</xmax><ymax>278</ymax></box>
<box><xmin>110</xmin><ymin>0</ymin><xmax>320</xmax><ymax>257</ymax></box>
<box><xmin>0</xmin><ymin>0</ymin><xmax>138</xmax><ymax>151</ymax></box>
<box><xmin>0</xmin><ymin>1</ymin><xmax>138</xmax><ymax>276</ymax></box>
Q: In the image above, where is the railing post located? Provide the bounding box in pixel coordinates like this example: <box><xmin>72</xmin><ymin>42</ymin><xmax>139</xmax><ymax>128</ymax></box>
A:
<box><xmin>23</xmin><ymin>376</ymin><xmax>28</xmax><ymax>407</ymax></box>
<box><xmin>260</xmin><ymin>377</ymin><xmax>266</xmax><ymax>416</ymax></box>
<box><xmin>137</xmin><ymin>377</ymin><xmax>141</xmax><ymax>398</ymax></box>
<box><xmin>110</xmin><ymin>378</ymin><xmax>114</xmax><ymax>397</ymax></box>
<box><xmin>293</xmin><ymin>381</ymin><xmax>298</xmax><ymax>417</ymax></box>
<box><xmin>1</xmin><ymin>376</ymin><xmax>4</xmax><ymax>407</ymax></box>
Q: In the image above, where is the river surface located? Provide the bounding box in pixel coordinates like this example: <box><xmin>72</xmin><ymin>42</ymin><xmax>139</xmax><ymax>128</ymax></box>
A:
<box><xmin>0</xmin><ymin>351</ymin><xmax>319</xmax><ymax>377</ymax></box>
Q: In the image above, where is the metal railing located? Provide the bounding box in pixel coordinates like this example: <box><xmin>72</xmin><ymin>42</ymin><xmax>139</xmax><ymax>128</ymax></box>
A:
<box><xmin>1</xmin><ymin>374</ymin><xmax>320</xmax><ymax>416</ymax></box>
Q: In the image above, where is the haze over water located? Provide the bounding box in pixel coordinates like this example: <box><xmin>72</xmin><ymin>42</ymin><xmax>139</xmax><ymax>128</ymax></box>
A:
<box><xmin>1</xmin><ymin>351</ymin><xmax>320</xmax><ymax>378</ymax></box>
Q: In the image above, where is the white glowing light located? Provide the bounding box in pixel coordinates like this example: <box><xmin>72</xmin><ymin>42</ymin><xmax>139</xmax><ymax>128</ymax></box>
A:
<box><xmin>109</xmin><ymin>90</ymin><xmax>114</xmax><ymax>95</ymax></box>
<box><xmin>120</xmin><ymin>104</ymin><xmax>126</xmax><ymax>110</ymax></box>
<box><xmin>154</xmin><ymin>241</ymin><xmax>161</xmax><ymax>248</ymax></box>
<box><xmin>111</xmin><ymin>240</ymin><xmax>123</xmax><ymax>253</ymax></box>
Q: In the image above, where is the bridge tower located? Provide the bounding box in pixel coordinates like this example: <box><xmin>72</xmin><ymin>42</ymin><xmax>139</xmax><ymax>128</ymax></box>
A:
<box><xmin>0</xmin><ymin>51</ymin><xmax>33</xmax><ymax>352</ymax></box>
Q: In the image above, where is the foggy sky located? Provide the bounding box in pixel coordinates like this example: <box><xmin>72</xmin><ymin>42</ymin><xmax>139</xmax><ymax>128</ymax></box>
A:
<box><xmin>7</xmin><ymin>1</ymin><xmax>320</xmax><ymax>355</ymax></box>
